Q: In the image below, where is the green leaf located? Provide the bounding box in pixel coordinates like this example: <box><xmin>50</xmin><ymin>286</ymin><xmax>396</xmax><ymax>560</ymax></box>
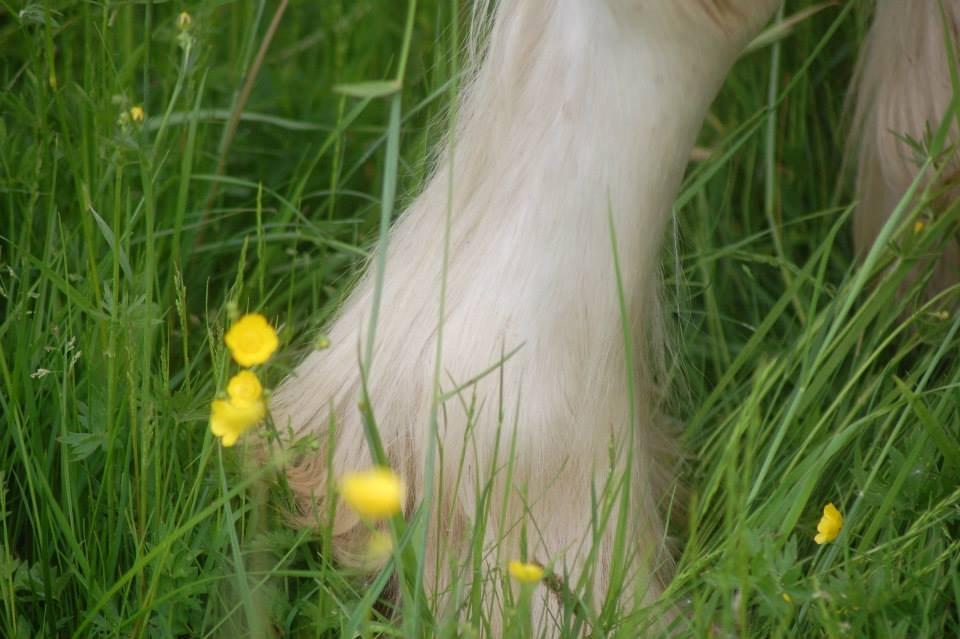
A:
<box><xmin>332</xmin><ymin>80</ymin><xmax>401</xmax><ymax>99</ymax></box>
<box><xmin>893</xmin><ymin>376</ymin><xmax>960</xmax><ymax>476</ymax></box>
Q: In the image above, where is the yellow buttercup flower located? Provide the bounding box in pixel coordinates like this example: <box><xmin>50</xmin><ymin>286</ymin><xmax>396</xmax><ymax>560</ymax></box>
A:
<box><xmin>227</xmin><ymin>370</ymin><xmax>263</xmax><ymax>402</ymax></box>
<box><xmin>914</xmin><ymin>219</ymin><xmax>926</xmax><ymax>234</ymax></box>
<box><xmin>129</xmin><ymin>105</ymin><xmax>145</xmax><ymax>123</ymax></box>
<box><xmin>209</xmin><ymin>396</ymin><xmax>265</xmax><ymax>447</ymax></box>
<box><xmin>338</xmin><ymin>467</ymin><xmax>405</xmax><ymax>520</ymax></box>
<box><xmin>347</xmin><ymin>530</ymin><xmax>395</xmax><ymax>571</ymax></box>
<box><xmin>177</xmin><ymin>11</ymin><xmax>193</xmax><ymax>30</ymax></box>
<box><xmin>224</xmin><ymin>313</ymin><xmax>278</xmax><ymax>367</ymax></box>
<box><xmin>366</xmin><ymin>530</ymin><xmax>394</xmax><ymax>564</ymax></box>
<box><xmin>508</xmin><ymin>560</ymin><xmax>544</xmax><ymax>584</ymax></box>
<box><xmin>814</xmin><ymin>502</ymin><xmax>843</xmax><ymax>545</ymax></box>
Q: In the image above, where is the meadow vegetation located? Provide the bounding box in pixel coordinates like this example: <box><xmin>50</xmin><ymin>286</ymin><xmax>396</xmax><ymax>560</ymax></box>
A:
<box><xmin>1</xmin><ymin>1</ymin><xmax>958</xmax><ymax>636</ymax></box>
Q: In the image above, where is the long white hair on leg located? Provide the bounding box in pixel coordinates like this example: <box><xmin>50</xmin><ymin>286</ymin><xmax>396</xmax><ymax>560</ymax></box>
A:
<box><xmin>851</xmin><ymin>0</ymin><xmax>960</xmax><ymax>297</ymax></box>
<box><xmin>271</xmin><ymin>0</ymin><xmax>780</xmax><ymax>632</ymax></box>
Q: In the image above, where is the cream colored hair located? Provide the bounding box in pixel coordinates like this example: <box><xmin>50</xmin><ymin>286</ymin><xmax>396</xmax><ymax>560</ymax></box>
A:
<box><xmin>852</xmin><ymin>0</ymin><xmax>960</xmax><ymax>296</ymax></box>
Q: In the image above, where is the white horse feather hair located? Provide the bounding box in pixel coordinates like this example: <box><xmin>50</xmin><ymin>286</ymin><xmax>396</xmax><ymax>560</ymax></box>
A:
<box><xmin>270</xmin><ymin>0</ymin><xmax>959</xmax><ymax>633</ymax></box>
<box><xmin>852</xmin><ymin>0</ymin><xmax>960</xmax><ymax>296</ymax></box>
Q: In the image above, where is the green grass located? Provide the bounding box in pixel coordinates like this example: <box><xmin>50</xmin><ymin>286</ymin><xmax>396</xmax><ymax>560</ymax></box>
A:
<box><xmin>2</xmin><ymin>1</ymin><xmax>958</xmax><ymax>637</ymax></box>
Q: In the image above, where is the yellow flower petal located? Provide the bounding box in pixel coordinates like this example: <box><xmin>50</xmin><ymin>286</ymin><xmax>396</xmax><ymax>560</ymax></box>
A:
<box><xmin>129</xmin><ymin>106</ymin><xmax>145</xmax><ymax>123</ymax></box>
<box><xmin>219</xmin><ymin>429</ymin><xmax>240</xmax><ymax>447</ymax></box>
<box><xmin>224</xmin><ymin>313</ymin><xmax>279</xmax><ymax>367</ymax></box>
<box><xmin>338</xmin><ymin>468</ymin><xmax>404</xmax><ymax>520</ymax></box>
<box><xmin>814</xmin><ymin>502</ymin><xmax>843</xmax><ymax>545</ymax></box>
<box><xmin>508</xmin><ymin>560</ymin><xmax>544</xmax><ymax>584</ymax></box>
<box><xmin>177</xmin><ymin>11</ymin><xmax>193</xmax><ymax>30</ymax></box>
<box><xmin>227</xmin><ymin>370</ymin><xmax>263</xmax><ymax>403</ymax></box>
<box><xmin>209</xmin><ymin>397</ymin><xmax>266</xmax><ymax>447</ymax></box>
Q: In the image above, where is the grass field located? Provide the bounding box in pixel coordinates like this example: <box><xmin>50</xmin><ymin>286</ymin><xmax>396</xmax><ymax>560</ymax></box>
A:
<box><xmin>2</xmin><ymin>1</ymin><xmax>959</xmax><ymax>637</ymax></box>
